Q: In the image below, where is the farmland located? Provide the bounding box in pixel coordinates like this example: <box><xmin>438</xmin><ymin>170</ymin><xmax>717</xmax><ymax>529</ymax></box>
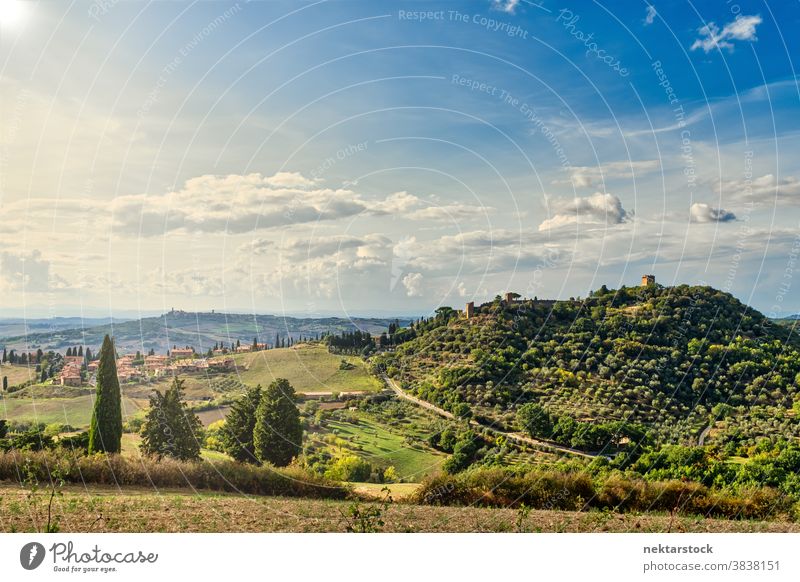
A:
<box><xmin>0</xmin><ymin>395</ymin><xmax>147</xmax><ymax>428</ymax></box>
<box><xmin>1</xmin><ymin>483</ymin><xmax>796</xmax><ymax>533</ymax></box>
<box><xmin>234</xmin><ymin>344</ymin><xmax>382</xmax><ymax>394</ymax></box>
<box><xmin>0</xmin><ymin>363</ymin><xmax>35</xmax><ymax>388</ymax></box>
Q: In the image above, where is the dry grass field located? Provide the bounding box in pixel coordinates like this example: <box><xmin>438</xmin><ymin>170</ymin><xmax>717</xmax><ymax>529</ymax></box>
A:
<box><xmin>0</xmin><ymin>483</ymin><xmax>797</xmax><ymax>533</ymax></box>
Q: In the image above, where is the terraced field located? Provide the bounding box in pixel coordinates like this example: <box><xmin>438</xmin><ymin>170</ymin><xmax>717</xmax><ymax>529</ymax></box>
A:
<box><xmin>322</xmin><ymin>416</ymin><xmax>445</xmax><ymax>480</ymax></box>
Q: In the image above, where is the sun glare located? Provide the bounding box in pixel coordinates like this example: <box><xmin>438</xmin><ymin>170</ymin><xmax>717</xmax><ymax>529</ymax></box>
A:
<box><xmin>0</xmin><ymin>0</ymin><xmax>25</xmax><ymax>27</ymax></box>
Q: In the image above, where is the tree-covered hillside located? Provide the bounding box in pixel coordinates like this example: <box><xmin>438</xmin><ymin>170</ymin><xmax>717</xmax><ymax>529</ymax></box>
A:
<box><xmin>375</xmin><ymin>285</ymin><xmax>800</xmax><ymax>450</ymax></box>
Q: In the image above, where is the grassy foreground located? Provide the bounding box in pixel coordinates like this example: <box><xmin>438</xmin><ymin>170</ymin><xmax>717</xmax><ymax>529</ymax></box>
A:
<box><xmin>0</xmin><ymin>483</ymin><xmax>797</xmax><ymax>533</ymax></box>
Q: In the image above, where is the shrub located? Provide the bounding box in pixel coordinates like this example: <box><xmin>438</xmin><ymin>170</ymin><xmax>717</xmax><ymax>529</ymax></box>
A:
<box><xmin>0</xmin><ymin>450</ymin><xmax>348</xmax><ymax>499</ymax></box>
<box><xmin>413</xmin><ymin>467</ymin><xmax>790</xmax><ymax>520</ymax></box>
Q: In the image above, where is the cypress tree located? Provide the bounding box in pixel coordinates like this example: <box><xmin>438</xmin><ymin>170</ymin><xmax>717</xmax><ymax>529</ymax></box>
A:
<box><xmin>253</xmin><ymin>378</ymin><xmax>302</xmax><ymax>467</ymax></box>
<box><xmin>221</xmin><ymin>384</ymin><xmax>262</xmax><ymax>463</ymax></box>
<box><xmin>88</xmin><ymin>335</ymin><xmax>122</xmax><ymax>454</ymax></box>
<box><xmin>140</xmin><ymin>377</ymin><xmax>203</xmax><ymax>461</ymax></box>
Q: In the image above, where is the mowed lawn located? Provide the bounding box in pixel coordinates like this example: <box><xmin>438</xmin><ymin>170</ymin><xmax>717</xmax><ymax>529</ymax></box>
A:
<box><xmin>234</xmin><ymin>344</ymin><xmax>382</xmax><ymax>394</ymax></box>
<box><xmin>0</xmin><ymin>363</ymin><xmax>35</xmax><ymax>387</ymax></box>
<box><xmin>0</xmin><ymin>395</ymin><xmax>147</xmax><ymax>428</ymax></box>
<box><xmin>324</xmin><ymin>416</ymin><xmax>445</xmax><ymax>480</ymax></box>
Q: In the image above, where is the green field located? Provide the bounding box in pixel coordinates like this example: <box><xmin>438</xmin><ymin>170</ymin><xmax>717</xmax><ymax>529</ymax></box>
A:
<box><xmin>0</xmin><ymin>395</ymin><xmax>147</xmax><ymax>428</ymax></box>
<box><xmin>322</xmin><ymin>415</ymin><xmax>445</xmax><ymax>480</ymax></box>
<box><xmin>235</xmin><ymin>344</ymin><xmax>382</xmax><ymax>394</ymax></box>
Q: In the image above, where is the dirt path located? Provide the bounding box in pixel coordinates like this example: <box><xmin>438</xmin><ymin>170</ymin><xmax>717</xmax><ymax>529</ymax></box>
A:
<box><xmin>381</xmin><ymin>375</ymin><xmax>597</xmax><ymax>459</ymax></box>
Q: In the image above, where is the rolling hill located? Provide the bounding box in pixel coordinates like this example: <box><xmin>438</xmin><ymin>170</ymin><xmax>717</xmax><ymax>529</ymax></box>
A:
<box><xmin>374</xmin><ymin>284</ymin><xmax>800</xmax><ymax>451</ymax></box>
<box><xmin>0</xmin><ymin>310</ymin><xmax>411</xmax><ymax>354</ymax></box>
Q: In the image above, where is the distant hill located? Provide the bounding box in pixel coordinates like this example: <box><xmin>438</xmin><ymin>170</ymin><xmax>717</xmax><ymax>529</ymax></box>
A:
<box><xmin>375</xmin><ymin>284</ymin><xmax>800</xmax><ymax>451</ymax></box>
<box><xmin>0</xmin><ymin>311</ymin><xmax>411</xmax><ymax>354</ymax></box>
<box><xmin>0</xmin><ymin>317</ymin><xmax>129</xmax><ymax>340</ymax></box>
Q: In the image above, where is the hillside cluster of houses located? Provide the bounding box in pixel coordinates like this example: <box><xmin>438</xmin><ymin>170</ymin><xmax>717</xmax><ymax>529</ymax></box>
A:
<box><xmin>58</xmin><ymin>346</ymin><xmax>237</xmax><ymax>387</ymax></box>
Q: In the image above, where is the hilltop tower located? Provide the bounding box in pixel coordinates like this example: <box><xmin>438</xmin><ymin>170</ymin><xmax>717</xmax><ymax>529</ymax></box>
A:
<box><xmin>465</xmin><ymin>301</ymin><xmax>474</xmax><ymax>319</ymax></box>
<box><xmin>641</xmin><ymin>274</ymin><xmax>655</xmax><ymax>287</ymax></box>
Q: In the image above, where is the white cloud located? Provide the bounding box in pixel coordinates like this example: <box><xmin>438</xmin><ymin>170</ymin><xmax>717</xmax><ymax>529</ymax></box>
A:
<box><xmin>372</xmin><ymin>191</ymin><xmax>421</xmax><ymax>214</ymax></box>
<box><xmin>539</xmin><ymin>193</ymin><xmax>631</xmax><ymax>231</ymax></box>
<box><xmin>558</xmin><ymin>160</ymin><xmax>660</xmax><ymax>188</ymax></box>
<box><xmin>237</xmin><ymin>238</ymin><xmax>274</xmax><ymax>256</ymax></box>
<box><xmin>691</xmin><ymin>14</ymin><xmax>762</xmax><ymax>53</ymax></box>
<box><xmin>407</xmin><ymin>203</ymin><xmax>493</xmax><ymax>221</ymax></box>
<box><xmin>283</xmin><ymin>234</ymin><xmax>390</xmax><ymax>259</ymax></box>
<box><xmin>402</xmin><ymin>272</ymin><xmax>424</xmax><ymax>297</ymax></box>
<box><xmin>263</xmin><ymin>171</ymin><xmax>319</xmax><ymax>188</ymax></box>
<box><xmin>690</xmin><ymin>203</ymin><xmax>736</xmax><ymax>223</ymax></box>
<box><xmin>0</xmin><ymin>250</ymin><xmax>69</xmax><ymax>292</ymax></box>
<box><xmin>491</xmin><ymin>0</ymin><xmax>519</xmax><ymax>14</ymax></box>
<box><xmin>644</xmin><ymin>5</ymin><xmax>657</xmax><ymax>25</ymax></box>
<box><xmin>719</xmin><ymin>173</ymin><xmax>800</xmax><ymax>205</ymax></box>
<box><xmin>110</xmin><ymin>172</ymin><xmax>392</xmax><ymax>236</ymax></box>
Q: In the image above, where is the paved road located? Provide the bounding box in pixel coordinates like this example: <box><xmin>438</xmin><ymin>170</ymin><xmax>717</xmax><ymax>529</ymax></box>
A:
<box><xmin>381</xmin><ymin>375</ymin><xmax>597</xmax><ymax>459</ymax></box>
<box><xmin>698</xmin><ymin>423</ymin><xmax>712</xmax><ymax>446</ymax></box>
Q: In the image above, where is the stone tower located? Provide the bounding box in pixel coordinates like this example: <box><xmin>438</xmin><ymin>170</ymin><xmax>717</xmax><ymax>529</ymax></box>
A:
<box><xmin>641</xmin><ymin>274</ymin><xmax>655</xmax><ymax>287</ymax></box>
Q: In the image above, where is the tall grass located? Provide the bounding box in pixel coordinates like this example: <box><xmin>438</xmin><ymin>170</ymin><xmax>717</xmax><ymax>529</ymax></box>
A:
<box><xmin>0</xmin><ymin>450</ymin><xmax>347</xmax><ymax>499</ymax></box>
<box><xmin>414</xmin><ymin>468</ymin><xmax>791</xmax><ymax>521</ymax></box>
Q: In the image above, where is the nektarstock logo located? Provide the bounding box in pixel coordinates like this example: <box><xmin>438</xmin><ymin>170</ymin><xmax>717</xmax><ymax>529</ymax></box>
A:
<box><xmin>20</xmin><ymin>542</ymin><xmax>46</xmax><ymax>570</ymax></box>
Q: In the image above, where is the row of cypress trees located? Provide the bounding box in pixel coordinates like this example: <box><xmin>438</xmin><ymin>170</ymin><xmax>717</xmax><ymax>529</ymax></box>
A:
<box><xmin>221</xmin><ymin>379</ymin><xmax>302</xmax><ymax>466</ymax></box>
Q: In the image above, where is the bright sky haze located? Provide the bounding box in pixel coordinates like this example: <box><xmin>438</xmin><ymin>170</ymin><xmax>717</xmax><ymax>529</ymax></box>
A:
<box><xmin>0</xmin><ymin>0</ymin><xmax>798</xmax><ymax>318</ymax></box>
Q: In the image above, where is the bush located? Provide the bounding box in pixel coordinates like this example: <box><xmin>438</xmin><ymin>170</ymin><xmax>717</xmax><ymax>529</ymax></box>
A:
<box><xmin>325</xmin><ymin>455</ymin><xmax>372</xmax><ymax>482</ymax></box>
<box><xmin>0</xmin><ymin>450</ymin><xmax>348</xmax><ymax>499</ymax></box>
<box><xmin>413</xmin><ymin>467</ymin><xmax>790</xmax><ymax>520</ymax></box>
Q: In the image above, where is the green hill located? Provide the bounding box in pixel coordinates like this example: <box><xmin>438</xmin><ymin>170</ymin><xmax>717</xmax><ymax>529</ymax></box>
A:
<box><xmin>235</xmin><ymin>344</ymin><xmax>382</xmax><ymax>394</ymax></box>
<box><xmin>375</xmin><ymin>285</ymin><xmax>800</xmax><ymax>451</ymax></box>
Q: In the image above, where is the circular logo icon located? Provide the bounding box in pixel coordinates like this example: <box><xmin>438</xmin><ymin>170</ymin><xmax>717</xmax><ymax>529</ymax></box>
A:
<box><xmin>20</xmin><ymin>542</ymin><xmax>46</xmax><ymax>570</ymax></box>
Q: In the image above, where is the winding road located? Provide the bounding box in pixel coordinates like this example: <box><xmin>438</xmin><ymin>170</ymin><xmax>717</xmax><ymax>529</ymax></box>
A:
<box><xmin>381</xmin><ymin>375</ymin><xmax>598</xmax><ymax>459</ymax></box>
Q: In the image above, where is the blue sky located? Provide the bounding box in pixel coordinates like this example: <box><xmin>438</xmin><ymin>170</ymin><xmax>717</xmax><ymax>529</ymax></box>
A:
<box><xmin>0</xmin><ymin>0</ymin><xmax>798</xmax><ymax>317</ymax></box>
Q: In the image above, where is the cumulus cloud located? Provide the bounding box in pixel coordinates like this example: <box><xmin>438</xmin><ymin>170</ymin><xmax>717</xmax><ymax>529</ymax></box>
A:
<box><xmin>283</xmin><ymin>234</ymin><xmax>391</xmax><ymax>259</ymax></box>
<box><xmin>539</xmin><ymin>193</ymin><xmax>631</xmax><ymax>231</ymax></box>
<box><xmin>558</xmin><ymin>160</ymin><xmax>660</xmax><ymax>188</ymax></box>
<box><xmin>112</xmin><ymin>172</ymin><xmax>458</xmax><ymax>237</ymax></box>
<box><xmin>0</xmin><ymin>250</ymin><xmax>68</xmax><ymax>292</ymax></box>
<box><xmin>644</xmin><ymin>5</ymin><xmax>657</xmax><ymax>25</ymax></box>
<box><xmin>372</xmin><ymin>191</ymin><xmax>421</xmax><ymax>214</ymax></box>
<box><xmin>402</xmin><ymin>272</ymin><xmax>424</xmax><ymax>297</ymax></box>
<box><xmin>491</xmin><ymin>0</ymin><xmax>519</xmax><ymax>14</ymax></box>
<box><xmin>691</xmin><ymin>15</ymin><xmax>762</xmax><ymax>53</ymax></box>
<box><xmin>719</xmin><ymin>174</ymin><xmax>800</xmax><ymax>205</ymax></box>
<box><xmin>263</xmin><ymin>171</ymin><xmax>319</xmax><ymax>188</ymax></box>
<box><xmin>690</xmin><ymin>203</ymin><xmax>736</xmax><ymax>223</ymax></box>
<box><xmin>110</xmin><ymin>172</ymin><xmax>372</xmax><ymax>236</ymax></box>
